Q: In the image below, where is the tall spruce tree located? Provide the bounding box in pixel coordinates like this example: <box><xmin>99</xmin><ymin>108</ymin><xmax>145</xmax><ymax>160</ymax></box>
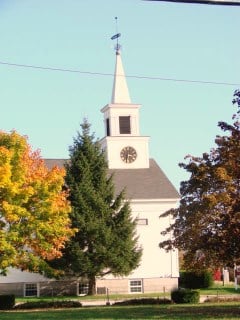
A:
<box><xmin>53</xmin><ymin>119</ymin><xmax>142</xmax><ymax>294</ymax></box>
<box><xmin>160</xmin><ymin>90</ymin><xmax>240</xmax><ymax>271</ymax></box>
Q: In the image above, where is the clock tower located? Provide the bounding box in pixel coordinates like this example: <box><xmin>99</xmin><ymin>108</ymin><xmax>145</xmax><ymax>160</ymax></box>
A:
<box><xmin>100</xmin><ymin>45</ymin><xmax>149</xmax><ymax>169</ymax></box>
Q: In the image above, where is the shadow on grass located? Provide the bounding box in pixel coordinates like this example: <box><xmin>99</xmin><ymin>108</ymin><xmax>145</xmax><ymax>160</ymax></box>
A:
<box><xmin>1</xmin><ymin>305</ymin><xmax>240</xmax><ymax>320</ymax></box>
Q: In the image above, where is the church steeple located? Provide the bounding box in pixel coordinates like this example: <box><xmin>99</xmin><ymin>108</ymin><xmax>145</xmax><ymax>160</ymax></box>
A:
<box><xmin>100</xmin><ymin>32</ymin><xmax>149</xmax><ymax>169</ymax></box>
<box><xmin>111</xmin><ymin>49</ymin><xmax>131</xmax><ymax>104</ymax></box>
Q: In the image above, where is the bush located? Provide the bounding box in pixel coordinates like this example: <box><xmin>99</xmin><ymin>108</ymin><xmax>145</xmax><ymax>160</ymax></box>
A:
<box><xmin>14</xmin><ymin>300</ymin><xmax>82</xmax><ymax>310</ymax></box>
<box><xmin>0</xmin><ymin>294</ymin><xmax>15</xmax><ymax>310</ymax></box>
<box><xmin>171</xmin><ymin>288</ymin><xmax>199</xmax><ymax>304</ymax></box>
<box><xmin>179</xmin><ymin>271</ymin><xmax>213</xmax><ymax>289</ymax></box>
<box><xmin>113</xmin><ymin>298</ymin><xmax>172</xmax><ymax>306</ymax></box>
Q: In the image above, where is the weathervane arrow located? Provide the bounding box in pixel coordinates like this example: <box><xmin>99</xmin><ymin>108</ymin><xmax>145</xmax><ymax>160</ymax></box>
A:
<box><xmin>111</xmin><ymin>33</ymin><xmax>121</xmax><ymax>40</ymax></box>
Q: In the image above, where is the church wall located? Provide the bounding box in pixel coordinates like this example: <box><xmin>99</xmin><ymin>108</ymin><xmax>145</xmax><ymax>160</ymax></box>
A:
<box><xmin>143</xmin><ymin>277</ymin><xmax>178</xmax><ymax>293</ymax></box>
<box><xmin>128</xmin><ymin>200</ymin><xmax>179</xmax><ymax>279</ymax></box>
<box><xmin>0</xmin><ymin>283</ymin><xmax>25</xmax><ymax>296</ymax></box>
<box><xmin>0</xmin><ymin>280</ymin><xmax>79</xmax><ymax>297</ymax></box>
<box><xmin>96</xmin><ymin>278</ymin><xmax>129</xmax><ymax>294</ymax></box>
<box><xmin>96</xmin><ymin>277</ymin><xmax>178</xmax><ymax>294</ymax></box>
<box><xmin>98</xmin><ymin>199</ymin><xmax>179</xmax><ymax>294</ymax></box>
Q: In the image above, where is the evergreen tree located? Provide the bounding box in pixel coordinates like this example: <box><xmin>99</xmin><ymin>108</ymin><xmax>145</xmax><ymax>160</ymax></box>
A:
<box><xmin>160</xmin><ymin>90</ymin><xmax>240</xmax><ymax>271</ymax></box>
<box><xmin>53</xmin><ymin>119</ymin><xmax>142</xmax><ymax>294</ymax></box>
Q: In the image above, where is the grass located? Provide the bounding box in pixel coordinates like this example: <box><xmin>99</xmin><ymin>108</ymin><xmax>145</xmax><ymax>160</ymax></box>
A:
<box><xmin>1</xmin><ymin>303</ymin><xmax>240</xmax><ymax>320</ymax></box>
<box><xmin>16</xmin><ymin>292</ymin><xmax>170</xmax><ymax>304</ymax></box>
<box><xmin>199</xmin><ymin>282</ymin><xmax>240</xmax><ymax>296</ymax></box>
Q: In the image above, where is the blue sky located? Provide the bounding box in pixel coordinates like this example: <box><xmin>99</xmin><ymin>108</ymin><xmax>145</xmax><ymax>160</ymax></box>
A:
<box><xmin>1</xmin><ymin>0</ymin><xmax>239</xmax><ymax>190</ymax></box>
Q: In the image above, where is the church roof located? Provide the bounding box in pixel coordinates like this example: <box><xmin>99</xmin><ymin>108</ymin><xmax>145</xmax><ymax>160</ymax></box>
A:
<box><xmin>108</xmin><ymin>159</ymin><xmax>179</xmax><ymax>200</ymax></box>
<box><xmin>44</xmin><ymin>158</ymin><xmax>179</xmax><ymax>200</ymax></box>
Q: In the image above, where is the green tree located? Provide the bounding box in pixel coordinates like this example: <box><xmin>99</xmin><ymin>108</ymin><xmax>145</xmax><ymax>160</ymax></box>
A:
<box><xmin>160</xmin><ymin>90</ymin><xmax>240</xmax><ymax>271</ymax></box>
<box><xmin>52</xmin><ymin>119</ymin><xmax>142</xmax><ymax>295</ymax></box>
<box><xmin>0</xmin><ymin>130</ymin><xmax>73</xmax><ymax>276</ymax></box>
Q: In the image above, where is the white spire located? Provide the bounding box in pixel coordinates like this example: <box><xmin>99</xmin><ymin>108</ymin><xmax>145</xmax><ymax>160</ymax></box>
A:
<box><xmin>111</xmin><ymin>49</ymin><xmax>131</xmax><ymax>104</ymax></box>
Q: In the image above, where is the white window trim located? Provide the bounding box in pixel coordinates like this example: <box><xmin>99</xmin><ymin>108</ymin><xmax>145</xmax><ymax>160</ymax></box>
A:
<box><xmin>129</xmin><ymin>279</ymin><xmax>143</xmax><ymax>294</ymax></box>
<box><xmin>78</xmin><ymin>282</ymin><xmax>89</xmax><ymax>296</ymax></box>
<box><xmin>136</xmin><ymin>218</ymin><xmax>148</xmax><ymax>226</ymax></box>
<box><xmin>24</xmin><ymin>283</ymin><xmax>40</xmax><ymax>297</ymax></box>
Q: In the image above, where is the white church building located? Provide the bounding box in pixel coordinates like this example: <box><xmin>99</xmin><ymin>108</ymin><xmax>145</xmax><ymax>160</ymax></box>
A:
<box><xmin>0</xmin><ymin>45</ymin><xmax>179</xmax><ymax>297</ymax></box>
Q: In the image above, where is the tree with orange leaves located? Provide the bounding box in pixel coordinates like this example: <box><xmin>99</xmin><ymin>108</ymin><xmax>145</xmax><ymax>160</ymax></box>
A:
<box><xmin>0</xmin><ymin>130</ymin><xmax>73</xmax><ymax>276</ymax></box>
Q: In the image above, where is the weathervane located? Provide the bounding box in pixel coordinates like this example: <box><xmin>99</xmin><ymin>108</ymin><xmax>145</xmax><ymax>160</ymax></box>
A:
<box><xmin>111</xmin><ymin>17</ymin><xmax>121</xmax><ymax>54</ymax></box>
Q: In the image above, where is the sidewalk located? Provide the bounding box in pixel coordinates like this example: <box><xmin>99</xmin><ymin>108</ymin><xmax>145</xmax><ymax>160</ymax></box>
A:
<box><xmin>80</xmin><ymin>299</ymin><xmax>111</xmax><ymax>306</ymax></box>
<box><xmin>80</xmin><ymin>294</ymin><xmax>240</xmax><ymax>306</ymax></box>
<box><xmin>200</xmin><ymin>294</ymin><xmax>240</xmax><ymax>303</ymax></box>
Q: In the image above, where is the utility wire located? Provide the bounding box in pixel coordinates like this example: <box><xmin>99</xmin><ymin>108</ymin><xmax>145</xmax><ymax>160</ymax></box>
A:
<box><xmin>0</xmin><ymin>60</ymin><xmax>239</xmax><ymax>87</ymax></box>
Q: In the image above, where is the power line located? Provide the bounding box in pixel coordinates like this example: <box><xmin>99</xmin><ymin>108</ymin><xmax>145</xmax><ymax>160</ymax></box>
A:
<box><xmin>145</xmin><ymin>0</ymin><xmax>240</xmax><ymax>5</ymax></box>
<box><xmin>0</xmin><ymin>60</ymin><xmax>239</xmax><ymax>87</ymax></box>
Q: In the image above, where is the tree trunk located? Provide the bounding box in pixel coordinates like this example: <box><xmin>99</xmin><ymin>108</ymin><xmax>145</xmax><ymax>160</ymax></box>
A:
<box><xmin>88</xmin><ymin>275</ymin><xmax>96</xmax><ymax>295</ymax></box>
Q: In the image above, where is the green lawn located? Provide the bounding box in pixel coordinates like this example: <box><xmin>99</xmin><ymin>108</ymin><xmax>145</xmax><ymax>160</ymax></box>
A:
<box><xmin>199</xmin><ymin>283</ymin><xmax>240</xmax><ymax>296</ymax></box>
<box><xmin>17</xmin><ymin>292</ymin><xmax>169</xmax><ymax>301</ymax></box>
<box><xmin>1</xmin><ymin>303</ymin><xmax>240</xmax><ymax>320</ymax></box>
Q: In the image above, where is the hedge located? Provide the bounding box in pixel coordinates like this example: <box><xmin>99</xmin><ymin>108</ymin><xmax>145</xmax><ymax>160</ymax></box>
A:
<box><xmin>0</xmin><ymin>295</ymin><xmax>15</xmax><ymax>310</ymax></box>
<box><xmin>179</xmin><ymin>271</ymin><xmax>213</xmax><ymax>289</ymax></box>
<box><xmin>171</xmin><ymin>288</ymin><xmax>200</xmax><ymax>304</ymax></box>
<box><xmin>14</xmin><ymin>300</ymin><xmax>82</xmax><ymax>310</ymax></box>
<box><xmin>113</xmin><ymin>298</ymin><xmax>172</xmax><ymax>306</ymax></box>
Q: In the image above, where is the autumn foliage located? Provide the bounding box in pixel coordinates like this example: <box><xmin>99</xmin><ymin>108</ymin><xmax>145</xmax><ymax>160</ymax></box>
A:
<box><xmin>0</xmin><ymin>131</ymin><xmax>73</xmax><ymax>275</ymax></box>
<box><xmin>160</xmin><ymin>90</ymin><xmax>240</xmax><ymax>270</ymax></box>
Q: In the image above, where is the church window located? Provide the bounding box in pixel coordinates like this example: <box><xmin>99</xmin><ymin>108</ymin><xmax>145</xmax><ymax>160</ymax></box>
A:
<box><xmin>136</xmin><ymin>218</ymin><xmax>148</xmax><ymax>225</ymax></box>
<box><xmin>78</xmin><ymin>283</ymin><xmax>89</xmax><ymax>295</ymax></box>
<box><xmin>96</xmin><ymin>287</ymin><xmax>107</xmax><ymax>294</ymax></box>
<box><xmin>24</xmin><ymin>283</ymin><xmax>39</xmax><ymax>297</ymax></box>
<box><xmin>129</xmin><ymin>280</ymin><xmax>142</xmax><ymax>293</ymax></box>
<box><xmin>119</xmin><ymin>116</ymin><xmax>131</xmax><ymax>134</ymax></box>
<box><xmin>106</xmin><ymin>118</ymin><xmax>110</xmax><ymax>136</ymax></box>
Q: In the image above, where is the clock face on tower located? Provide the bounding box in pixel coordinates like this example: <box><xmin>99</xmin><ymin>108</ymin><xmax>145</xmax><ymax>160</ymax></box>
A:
<box><xmin>120</xmin><ymin>146</ymin><xmax>137</xmax><ymax>163</ymax></box>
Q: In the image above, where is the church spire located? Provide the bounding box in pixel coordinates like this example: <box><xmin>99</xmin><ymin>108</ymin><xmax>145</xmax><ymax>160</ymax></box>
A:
<box><xmin>100</xmin><ymin>25</ymin><xmax>149</xmax><ymax>169</ymax></box>
<box><xmin>110</xmin><ymin>18</ymin><xmax>131</xmax><ymax>104</ymax></box>
<box><xmin>111</xmin><ymin>49</ymin><xmax>131</xmax><ymax>104</ymax></box>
